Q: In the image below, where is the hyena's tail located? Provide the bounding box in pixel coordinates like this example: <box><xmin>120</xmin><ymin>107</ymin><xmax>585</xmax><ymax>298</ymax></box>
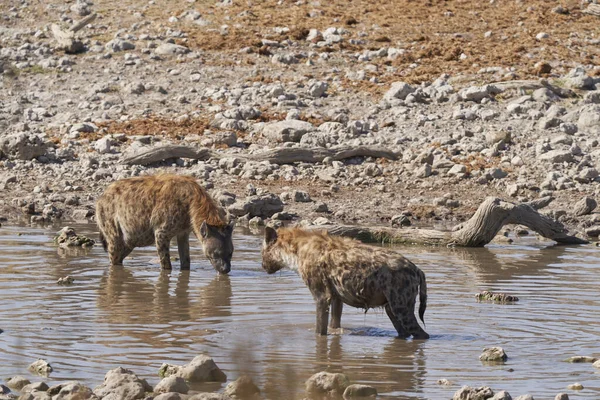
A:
<box><xmin>418</xmin><ymin>268</ymin><xmax>427</xmax><ymax>324</ymax></box>
<box><xmin>99</xmin><ymin>230</ymin><xmax>108</xmax><ymax>252</ymax></box>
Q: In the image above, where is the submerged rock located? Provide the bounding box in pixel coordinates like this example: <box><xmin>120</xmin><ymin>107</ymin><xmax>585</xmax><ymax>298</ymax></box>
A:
<box><xmin>223</xmin><ymin>375</ymin><xmax>260</xmax><ymax>398</ymax></box>
<box><xmin>154</xmin><ymin>376</ymin><xmax>189</xmax><ymax>395</ymax></box>
<box><xmin>343</xmin><ymin>384</ymin><xmax>377</xmax><ymax>398</ymax></box>
<box><xmin>479</xmin><ymin>347</ymin><xmax>508</xmax><ymax>362</ymax></box>
<box><xmin>566</xmin><ymin>383</ymin><xmax>583</xmax><ymax>390</ymax></box>
<box><xmin>475</xmin><ymin>291</ymin><xmax>519</xmax><ymax>303</ymax></box>
<box><xmin>53</xmin><ymin>227</ymin><xmax>95</xmax><ymax>248</ymax></box>
<box><xmin>57</xmin><ymin>276</ymin><xmax>75</xmax><ymax>285</ymax></box>
<box><xmin>452</xmin><ymin>385</ymin><xmax>494</xmax><ymax>400</ymax></box>
<box><xmin>306</xmin><ymin>371</ymin><xmax>350</xmax><ymax>397</ymax></box>
<box><xmin>28</xmin><ymin>359</ymin><xmax>53</xmax><ymax>376</ymax></box>
<box><xmin>564</xmin><ymin>355</ymin><xmax>597</xmax><ymax>363</ymax></box>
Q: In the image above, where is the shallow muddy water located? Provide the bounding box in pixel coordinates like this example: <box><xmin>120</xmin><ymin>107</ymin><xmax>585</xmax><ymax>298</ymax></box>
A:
<box><xmin>0</xmin><ymin>223</ymin><xmax>599</xmax><ymax>399</ymax></box>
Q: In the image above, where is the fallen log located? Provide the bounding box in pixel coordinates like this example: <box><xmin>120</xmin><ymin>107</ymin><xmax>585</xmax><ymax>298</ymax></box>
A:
<box><xmin>320</xmin><ymin>197</ymin><xmax>587</xmax><ymax>247</ymax></box>
<box><xmin>121</xmin><ymin>144</ymin><xmax>398</xmax><ymax>166</ymax></box>
<box><xmin>244</xmin><ymin>145</ymin><xmax>398</xmax><ymax>164</ymax></box>
<box><xmin>51</xmin><ymin>13</ymin><xmax>97</xmax><ymax>54</ymax></box>
<box><xmin>121</xmin><ymin>145</ymin><xmax>213</xmax><ymax>166</ymax></box>
<box><xmin>583</xmin><ymin>3</ymin><xmax>600</xmax><ymax>17</ymax></box>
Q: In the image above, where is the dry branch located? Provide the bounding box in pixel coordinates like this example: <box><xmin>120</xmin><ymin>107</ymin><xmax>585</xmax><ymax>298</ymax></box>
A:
<box><xmin>120</xmin><ymin>144</ymin><xmax>398</xmax><ymax>166</ymax></box>
<box><xmin>51</xmin><ymin>13</ymin><xmax>96</xmax><ymax>54</ymax></box>
<box><xmin>121</xmin><ymin>145</ymin><xmax>213</xmax><ymax>166</ymax></box>
<box><xmin>320</xmin><ymin>197</ymin><xmax>587</xmax><ymax>247</ymax></box>
<box><xmin>583</xmin><ymin>4</ymin><xmax>600</xmax><ymax>17</ymax></box>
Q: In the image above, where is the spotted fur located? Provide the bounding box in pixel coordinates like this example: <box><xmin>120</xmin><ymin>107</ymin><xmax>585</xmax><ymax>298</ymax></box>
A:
<box><xmin>96</xmin><ymin>174</ymin><xmax>234</xmax><ymax>273</ymax></box>
<box><xmin>262</xmin><ymin>227</ymin><xmax>429</xmax><ymax>339</ymax></box>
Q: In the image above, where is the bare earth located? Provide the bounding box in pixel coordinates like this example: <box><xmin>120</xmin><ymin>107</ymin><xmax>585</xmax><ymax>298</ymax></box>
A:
<box><xmin>0</xmin><ymin>0</ymin><xmax>599</xmax><ymax>237</ymax></box>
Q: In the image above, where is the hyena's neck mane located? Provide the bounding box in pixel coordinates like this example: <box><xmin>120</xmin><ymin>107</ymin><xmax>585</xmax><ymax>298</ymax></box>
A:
<box><xmin>189</xmin><ymin>182</ymin><xmax>227</xmax><ymax>229</ymax></box>
<box><xmin>275</xmin><ymin>228</ymin><xmax>336</xmax><ymax>270</ymax></box>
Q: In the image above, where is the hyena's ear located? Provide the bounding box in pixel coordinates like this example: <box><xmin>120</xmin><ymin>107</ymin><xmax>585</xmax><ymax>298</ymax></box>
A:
<box><xmin>200</xmin><ymin>221</ymin><xmax>208</xmax><ymax>238</ymax></box>
<box><xmin>264</xmin><ymin>226</ymin><xmax>278</xmax><ymax>245</ymax></box>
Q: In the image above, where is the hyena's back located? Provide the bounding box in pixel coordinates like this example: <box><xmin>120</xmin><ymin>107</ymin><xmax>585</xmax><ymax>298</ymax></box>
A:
<box><xmin>96</xmin><ymin>175</ymin><xmax>206</xmax><ymax>248</ymax></box>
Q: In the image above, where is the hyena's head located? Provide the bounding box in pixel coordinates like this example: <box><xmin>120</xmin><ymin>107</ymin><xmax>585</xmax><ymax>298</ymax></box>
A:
<box><xmin>199</xmin><ymin>221</ymin><xmax>234</xmax><ymax>274</ymax></box>
<box><xmin>262</xmin><ymin>226</ymin><xmax>287</xmax><ymax>274</ymax></box>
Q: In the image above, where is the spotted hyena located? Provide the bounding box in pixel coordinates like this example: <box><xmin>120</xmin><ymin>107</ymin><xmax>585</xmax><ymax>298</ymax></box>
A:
<box><xmin>261</xmin><ymin>227</ymin><xmax>429</xmax><ymax>339</ymax></box>
<box><xmin>96</xmin><ymin>174</ymin><xmax>234</xmax><ymax>273</ymax></box>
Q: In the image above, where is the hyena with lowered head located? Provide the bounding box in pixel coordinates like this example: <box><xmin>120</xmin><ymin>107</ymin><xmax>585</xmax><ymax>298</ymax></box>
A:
<box><xmin>262</xmin><ymin>227</ymin><xmax>429</xmax><ymax>339</ymax></box>
<box><xmin>96</xmin><ymin>174</ymin><xmax>234</xmax><ymax>273</ymax></box>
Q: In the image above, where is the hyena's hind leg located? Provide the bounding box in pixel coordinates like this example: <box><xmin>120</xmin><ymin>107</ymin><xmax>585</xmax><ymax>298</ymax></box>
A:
<box><xmin>386</xmin><ymin>286</ymin><xmax>429</xmax><ymax>340</ymax></box>
<box><xmin>329</xmin><ymin>296</ymin><xmax>343</xmax><ymax>329</ymax></box>
<box><xmin>155</xmin><ymin>229</ymin><xmax>173</xmax><ymax>270</ymax></box>
<box><xmin>384</xmin><ymin>303</ymin><xmax>409</xmax><ymax>339</ymax></box>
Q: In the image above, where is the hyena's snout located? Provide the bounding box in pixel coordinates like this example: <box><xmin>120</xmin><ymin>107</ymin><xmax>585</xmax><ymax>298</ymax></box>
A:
<box><xmin>211</xmin><ymin>258</ymin><xmax>231</xmax><ymax>275</ymax></box>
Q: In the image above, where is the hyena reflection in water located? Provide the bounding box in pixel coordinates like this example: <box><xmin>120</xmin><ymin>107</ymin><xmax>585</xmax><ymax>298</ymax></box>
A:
<box><xmin>96</xmin><ymin>174</ymin><xmax>234</xmax><ymax>274</ymax></box>
<box><xmin>261</xmin><ymin>227</ymin><xmax>429</xmax><ymax>339</ymax></box>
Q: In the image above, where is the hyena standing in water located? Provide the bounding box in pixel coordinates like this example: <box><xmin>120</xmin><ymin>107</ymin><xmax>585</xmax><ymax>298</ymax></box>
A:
<box><xmin>261</xmin><ymin>227</ymin><xmax>429</xmax><ymax>339</ymax></box>
<box><xmin>96</xmin><ymin>174</ymin><xmax>234</xmax><ymax>274</ymax></box>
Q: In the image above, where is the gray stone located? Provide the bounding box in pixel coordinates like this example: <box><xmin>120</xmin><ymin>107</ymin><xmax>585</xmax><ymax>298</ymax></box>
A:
<box><xmin>565</xmin><ymin>67</ymin><xmax>595</xmax><ymax>90</ymax></box>
<box><xmin>94</xmin><ymin>137</ymin><xmax>112</xmax><ymax>154</ymax></box>
<box><xmin>53</xmin><ymin>382</ymin><xmax>95</xmax><ymax>400</ymax></box>
<box><xmin>490</xmin><ymin>391</ymin><xmax>512</xmax><ymax>400</ymax></box>
<box><xmin>515</xmin><ymin>395</ymin><xmax>534</xmax><ymax>400</ymax></box>
<box><xmin>383</xmin><ymin>82</ymin><xmax>415</xmax><ymax>101</ymax></box>
<box><xmin>593</xmin><ymin>359</ymin><xmax>600</xmax><ymax>368</ymax></box>
<box><xmin>93</xmin><ymin>367</ymin><xmax>152</xmax><ymax>400</ymax></box>
<box><xmin>537</xmin><ymin>150</ymin><xmax>574</xmax><ymax>164</ymax></box>
<box><xmin>154</xmin><ymin>376</ymin><xmax>189</xmax><ymax>395</ymax></box>
<box><xmin>178</xmin><ymin>355</ymin><xmax>227</xmax><ymax>383</ymax></box>
<box><xmin>343</xmin><ymin>384</ymin><xmax>377</xmax><ymax>398</ymax></box>
<box><xmin>305</xmin><ymin>372</ymin><xmax>350</xmax><ymax>397</ymax></box>
<box><xmin>578</xmin><ymin>105</ymin><xmax>600</xmax><ymax>128</ymax></box>
<box><xmin>0</xmin><ymin>133</ymin><xmax>48</xmax><ymax>160</ymax></box>
<box><xmin>105</xmin><ymin>39</ymin><xmax>135</xmax><ymax>52</ymax></box>
<box><xmin>479</xmin><ymin>346</ymin><xmax>507</xmax><ymax>362</ymax></box>
<box><xmin>227</xmin><ymin>194</ymin><xmax>284</xmax><ymax>218</ymax></box>
<box><xmin>573</xmin><ymin>197</ymin><xmax>597</xmax><ymax>216</ymax></box>
<box><xmin>554</xmin><ymin>394</ymin><xmax>569</xmax><ymax>400</ymax></box>
<box><xmin>6</xmin><ymin>377</ymin><xmax>30</xmax><ymax>391</ymax></box>
<box><xmin>153</xmin><ymin>394</ymin><xmax>185</xmax><ymax>400</ymax></box>
<box><xmin>308</xmin><ymin>81</ymin><xmax>328</xmax><ymax>97</ymax></box>
<box><xmin>18</xmin><ymin>390</ymin><xmax>51</xmax><ymax>400</ymax></box>
<box><xmin>155</xmin><ymin>43</ymin><xmax>190</xmax><ymax>55</ymax></box>
<box><xmin>223</xmin><ymin>376</ymin><xmax>260</xmax><ymax>398</ymax></box>
<box><xmin>583</xmin><ymin>91</ymin><xmax>600</xmax><ymax>104</ymax></box>
<box><xmin>293</xmin><ymin>190</ymin><xmax>311</xmax><ymax>202</ymax></box>
<box><xmin>262</xmin><ymin>120</ymin><xmax>314</xmax><ymax>142</ymax></box>
<box><xmin>70</xmin><ymin>122</ymin><xmax>98</xmax><ymax>133</ymax></box>
<box><xmin>452</xmin><ymin>386</ymin><xmax>494</xmax><ymax>400</ymax></box>
<box><xmin>21</xmin><ymin>382</ymin><xmax>49</xmax><ymax>393</ymax></box>
<box><xmin>458</xmin><ymin>85</ymin><xmax>501</xmax><ymax>102</ymax></box>
<box><xmin>447</xmin><ymin>164</ymin><xmax>467</xmax><ymax>176</ymax></box>
<box><xmin>201</xmin><ymin>131</ymin><xmax>237</xmax><ymax>147</ymax></box>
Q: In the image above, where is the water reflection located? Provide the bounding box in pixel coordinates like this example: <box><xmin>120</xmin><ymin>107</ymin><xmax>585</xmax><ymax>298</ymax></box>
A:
<box><xmin>97</xmin><ymin>266</ymin><xmax>232</xmax><ymax>345</ymax></box>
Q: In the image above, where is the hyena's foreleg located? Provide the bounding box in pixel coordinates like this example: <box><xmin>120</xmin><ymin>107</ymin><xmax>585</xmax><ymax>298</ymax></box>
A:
<box><xmin>315</xmin><ymin>296</ymin><xmax>331</xmax><ymax>336</ymax></box>
<box><xmin>177</xmin><ymin>232</ymin><xmax>191</xmax><ymax>270</ymax></box>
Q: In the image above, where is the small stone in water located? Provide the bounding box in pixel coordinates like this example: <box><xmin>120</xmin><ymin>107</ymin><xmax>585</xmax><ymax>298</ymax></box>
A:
<box><xmin>479</xmin><ymin>347</ymin><xmax>508</xmax><ymax>362</ymax></box>
<box><xmin>567</xmin><ymin>383</ymin><xmax>583</xmax><ymax>390</ymax></box>
<box><xmin>564</xmin><ymin>356</ymin><xmax>597</xmax><ymax>363</ymax></box>
<box><xmin>437</xmin><ymin>379</ymin><xmax>452</xmax><ymax>386</ymax></box>
<box><xmin>57</xmin><ymin>276</ymin><xmax>75</xmax><ymax>285</ymax></box>
<box><xmin>28</xmin><ymin>359</ymin><xmax>53</xmax><ymax>376</ymax></box>
<box><xmin>476</xmin><ymin>291</ymin><xmax>519</xmax><ymax>302</ymax></box>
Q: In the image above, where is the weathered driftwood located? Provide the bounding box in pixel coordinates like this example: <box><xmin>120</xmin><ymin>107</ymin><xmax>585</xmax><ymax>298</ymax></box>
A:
<box><xmin>243</xmin><ymin>145</ymin><xmax>398</xmax><ymax>164</ymax></box>
<box><xmin>121</xmin><ymin>144</ymin><xmax>398</xmax><ymax>166</ymax></box>
<box><xmin>121</xmin><ymin>145</ymin><xmax>213</xmax><ymax>165</ymax></box>
<box><xmin>492</xmin><ymin>79</ymin><xmax>576</xmax><ymax>98</ymax></box>
<box><xmin>583</xmin><ymin>3</ymin><xmax>600</xmax><ymax>17</ymax></box>
<box><xmin>320</xmin><ymin>197</ymin><xmax>587</xmax><ymax>247</ymax></box>
<box><xmin>51</xmin><ymin>13</ymin><xmax>96</xmax><ymax>54</ymax></box>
